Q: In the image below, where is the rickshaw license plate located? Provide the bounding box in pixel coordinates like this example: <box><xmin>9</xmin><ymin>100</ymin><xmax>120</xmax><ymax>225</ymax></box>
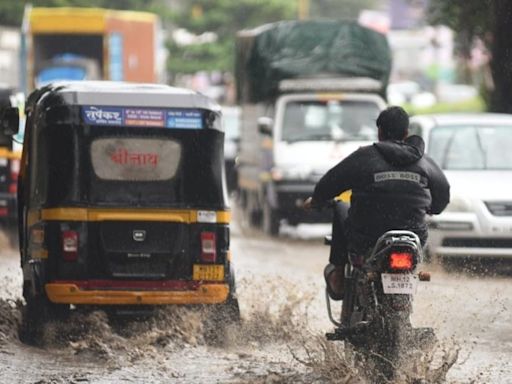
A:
<box><xmin>381</xmin><ymin>273</ymin><xmax>418</xmax><ymax>295</ymax></box>
<box><xmin>193</xmin><ymin>265</ymin><xmax>225</xmax><ymax>281</ymax></box>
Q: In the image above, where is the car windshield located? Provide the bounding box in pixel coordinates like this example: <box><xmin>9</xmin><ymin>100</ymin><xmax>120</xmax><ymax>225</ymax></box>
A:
<box><xmin>281</xmin><ymin>100</ymin><xmax>380</xmax><ymax>142</ymax></box>
<box><xmin>429</xmin><ymin>124</ymin><xmax>512</xmax><ymax>170</ymax></box>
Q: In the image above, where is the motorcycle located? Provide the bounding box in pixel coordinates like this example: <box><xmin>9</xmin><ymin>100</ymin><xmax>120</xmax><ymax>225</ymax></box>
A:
<box><xmin>324</xmin><ymin>228</ymin><xmax>435</xmax><ymax>380</ymax></box>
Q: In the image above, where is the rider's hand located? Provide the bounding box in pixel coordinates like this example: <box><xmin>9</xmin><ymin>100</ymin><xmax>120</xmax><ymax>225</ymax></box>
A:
<box><xmin>303</xmin><ymin>197</ymin><xmax>314</xmax><ymax>211</ymax></box>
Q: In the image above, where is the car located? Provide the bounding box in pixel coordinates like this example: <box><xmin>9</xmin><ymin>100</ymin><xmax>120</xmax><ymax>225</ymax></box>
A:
<box><xmin>222</xmin><ymin>105</ymin><xmax>240</xmax><ymax>193</ymax></box>
<box><xmin>409</xmin><ymin>113</ymin><xmax>512</xmax><ymax>263</ymax></box>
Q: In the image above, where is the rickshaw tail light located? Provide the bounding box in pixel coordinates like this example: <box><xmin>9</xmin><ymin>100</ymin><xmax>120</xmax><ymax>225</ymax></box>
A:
<box><xmin>62</xmin><ymin>230</ymin><xmax>79</xmax><ymax>261</ymax></box>
<box><xmin>200</xmin><ymin>231</ymin><xmax>217</xmax><ymax>263</ymax></box>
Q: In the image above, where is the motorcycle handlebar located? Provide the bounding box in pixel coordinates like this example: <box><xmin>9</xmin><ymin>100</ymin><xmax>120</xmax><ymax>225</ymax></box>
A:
<box><xmin>298</xmin><ymin>197</ymin><xmax>337</xmax><ymax>210</ymax></box>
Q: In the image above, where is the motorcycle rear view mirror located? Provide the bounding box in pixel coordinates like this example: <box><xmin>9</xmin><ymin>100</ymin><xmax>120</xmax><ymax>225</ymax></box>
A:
<box><xmin>257</xmin><ymin>116</ymin><xmax>273</xmax><ymax>136</ymax></box>
<box><xmin>1</xmin><ymin>107</ymin><xmax>20</xmax><ymax>136</ymax></box>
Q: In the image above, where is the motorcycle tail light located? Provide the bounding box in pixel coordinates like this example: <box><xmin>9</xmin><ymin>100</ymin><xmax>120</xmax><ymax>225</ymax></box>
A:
<box><xmin>389</xmin><ymin>252</ymin><xmax>414</xmax><ymax>270</ymax></box>
<box><xmin>200</xmin><ymin>231</ymin><xmax>217</xmax><ymax>263</ymax></box>
<box><xmin>62</xmin><ymin>230</ymin><xmax>79</xmax><ymax>261</ymax></box>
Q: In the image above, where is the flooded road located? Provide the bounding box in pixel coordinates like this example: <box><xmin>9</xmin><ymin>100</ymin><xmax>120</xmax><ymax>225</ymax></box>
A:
<box><xmin>0</xmin><ymin>222</ymin><xmax>511</xmax><ymax>383</ymax></box>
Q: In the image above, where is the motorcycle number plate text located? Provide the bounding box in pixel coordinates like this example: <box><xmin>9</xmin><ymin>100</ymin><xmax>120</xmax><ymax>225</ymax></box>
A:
<box><xmin>381</xmin><ymin>273</ymin><xmax>418</xmax><ymax>295</ymax></box>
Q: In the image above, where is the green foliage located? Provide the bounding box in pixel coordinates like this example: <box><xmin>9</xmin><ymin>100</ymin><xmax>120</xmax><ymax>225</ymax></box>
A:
<box><xmin>428</xmin><ymin>0</ymin><xmax>491</xmax><ymax>57</ymax></box>
<box><xmin>167</xmin><ymin>0</ymin><xmax>378</xmax><ymax>75</ymax></box>
<box><xmin>403</xmin><ymin>96</ymin><xmax>485</xmax><ymax>116</ymax></box>
<box><xmin>170</xmin><ymin>0</ymin><xmax>296</xmax><ymax>38</ymax></box>
<box><xmin>428</xmin><ymin>0</ymin><xmax>512</xmax><ymax>112</ymax></box>
<box><xmin>0</xmin><ymin>0</ymin><xmax>382</xmax><ymax>79</ymax></box>
<box><xmin>167</xmin><ymin>0</ymin><xmax>297</xmax><ymax>74</ymax></box>
<box><xmin>168</xmin><ymin>39</ymin><xmax>234</xmax><ymax>74</ymax></box>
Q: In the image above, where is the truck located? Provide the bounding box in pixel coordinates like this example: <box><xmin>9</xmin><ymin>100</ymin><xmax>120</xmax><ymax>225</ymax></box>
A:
<box><xmin>235</xmin><ymin>20</ymin><xmax>391</xmax><ymax>236</ymax></box>
<box><xmin>21</xmin><ymin>6</ymin><xmax>163</xmax><ymax>93</ymax></box>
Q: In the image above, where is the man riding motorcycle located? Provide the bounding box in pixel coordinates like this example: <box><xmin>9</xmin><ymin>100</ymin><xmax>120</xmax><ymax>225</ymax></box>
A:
<box><xmin>304</xmin><ymin>106</ymin><xmax>450</xmax><ymax>299</ymax></box>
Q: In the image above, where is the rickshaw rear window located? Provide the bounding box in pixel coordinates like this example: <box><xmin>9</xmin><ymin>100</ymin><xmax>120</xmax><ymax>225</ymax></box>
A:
<box><xmin>91</xmin><ymin>138</ymin><xmax>181</xmax><ymax>181</ymax></box>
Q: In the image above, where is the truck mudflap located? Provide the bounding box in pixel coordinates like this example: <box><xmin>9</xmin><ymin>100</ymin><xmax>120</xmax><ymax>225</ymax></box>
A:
<box><xmin>45</xmin><ymin>280</ymin><xmax>230</xmax><ymax>305</ymax></box>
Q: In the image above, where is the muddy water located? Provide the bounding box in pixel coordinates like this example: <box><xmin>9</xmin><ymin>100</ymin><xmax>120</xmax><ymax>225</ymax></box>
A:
<box><xmin>0</xmin><ymin>224</ymin><xmax>510</xmax><ymax>383</ymax></box>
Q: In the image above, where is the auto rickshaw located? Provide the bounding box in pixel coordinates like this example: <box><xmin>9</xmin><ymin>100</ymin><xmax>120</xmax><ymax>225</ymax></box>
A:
<box><xmin>4</xmin><ymin>81</ymin><xmax>238</xmax><ymax>342</ymax></box>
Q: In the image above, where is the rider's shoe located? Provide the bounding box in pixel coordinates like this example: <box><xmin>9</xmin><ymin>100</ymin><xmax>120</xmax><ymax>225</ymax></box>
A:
<box><xmin>324</xmin><ymin>263</ymin><xmax>345</xmax><ymax>300</ymax></box>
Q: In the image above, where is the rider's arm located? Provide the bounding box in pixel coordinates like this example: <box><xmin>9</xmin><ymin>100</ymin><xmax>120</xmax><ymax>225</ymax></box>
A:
<box><xmin>311</xmin><ymin>149</ymin><xmax>363</xmax><ymax>206</ymax></box>
<box><xmin>426</xmin><ymin>157</ymin><xmax>450</xmax><ymax>214</ymax></box>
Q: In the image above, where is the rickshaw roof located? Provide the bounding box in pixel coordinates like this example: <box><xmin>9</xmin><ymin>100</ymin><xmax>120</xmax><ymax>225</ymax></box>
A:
<box><xmin>40</xmin><ymin>81</ymin><xmax>221</xmax><ymax>112</ymax></box>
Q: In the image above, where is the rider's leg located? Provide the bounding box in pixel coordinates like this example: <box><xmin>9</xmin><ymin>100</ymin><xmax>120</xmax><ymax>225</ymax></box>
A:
<box><xmin>329</xmin><ymin>201</ymin><xmax>349</xmax><ymax>265</ymax></box>
<box><xmin>325</xmin><ymin>201</ymin><xmax>349</xmax><ymax>300</ymax></box>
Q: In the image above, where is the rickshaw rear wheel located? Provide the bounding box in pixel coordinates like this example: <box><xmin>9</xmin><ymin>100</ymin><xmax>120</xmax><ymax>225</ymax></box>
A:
<box><xmin>217</xmin><ymin>295</ymin><xmax>241</xmax><ymax>323</ymax></box>
<box><xmin>20</xmin><ymin>286</ymin><xmax>70</xmax><ymax>345</ymax></box>
<box><xmin>203</xmin><ymin>295</ymin><xmax>241</xmax><ymax>345</ymax></box>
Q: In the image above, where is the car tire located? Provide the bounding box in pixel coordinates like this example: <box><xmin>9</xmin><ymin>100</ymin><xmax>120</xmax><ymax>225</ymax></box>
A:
<box><xmin>263</xmin><ymin>200</ymin><xmax>280</xmax><ymax>236</ymax></box>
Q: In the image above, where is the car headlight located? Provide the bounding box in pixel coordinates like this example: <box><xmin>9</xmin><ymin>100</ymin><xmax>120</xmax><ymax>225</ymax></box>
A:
<box><xmin>444</xmin><ymin>195</ymin><xmax>473</xmax><ymax>213</ymax></box>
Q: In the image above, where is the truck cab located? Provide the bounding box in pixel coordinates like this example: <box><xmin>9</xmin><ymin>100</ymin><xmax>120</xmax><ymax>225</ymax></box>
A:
<box><xmin>238</xmin><ymin>80</ymin><xmax>386</xmax><ymax>235</ymax></box>
<box><xmin>235</xmin><ymin>20</ymin><xmax>391</xmax><ymax>235</ymax></box>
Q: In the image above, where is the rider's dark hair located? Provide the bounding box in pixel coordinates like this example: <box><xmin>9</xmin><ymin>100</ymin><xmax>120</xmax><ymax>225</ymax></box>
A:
<box><xmin>376</xmin><ymin>106</ymin><xmax>409</xmax><ymax>140</ymax></box>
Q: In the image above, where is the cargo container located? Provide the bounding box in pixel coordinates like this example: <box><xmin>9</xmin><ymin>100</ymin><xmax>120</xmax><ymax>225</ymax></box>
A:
<box><xmin>21</xmin><ymin>7</ymin><xmax>162</xmax><ymax>92</ymax></box>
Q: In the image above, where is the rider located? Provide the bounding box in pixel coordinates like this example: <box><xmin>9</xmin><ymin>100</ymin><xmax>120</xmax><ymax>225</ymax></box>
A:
<box><xmin>304</xmin><ymin>106</ymin><xmax>450</xmax><ymax>300</ymax></box>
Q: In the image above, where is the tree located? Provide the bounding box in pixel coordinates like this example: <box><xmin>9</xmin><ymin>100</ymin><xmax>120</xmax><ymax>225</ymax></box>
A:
<box><xmin>167</xmin><ymin>0</ymin><xmax>379</xmax><ymax>75</ymax></box>
<box><xmin>167</xmin><ymin>0</ymin><xmax>297</xmax><ymax>75</ymax></box>
<box><xmin>429</xmin><ymin>0</ymin><xmax>512</xmax><ymax>112</ymax></box>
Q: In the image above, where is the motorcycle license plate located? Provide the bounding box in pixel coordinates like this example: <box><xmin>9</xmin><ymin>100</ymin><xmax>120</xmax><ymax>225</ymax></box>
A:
<box><xmin>381</xmin><ymin>273</ymin><xmax>418</xmax><ymax>295</ymax></box>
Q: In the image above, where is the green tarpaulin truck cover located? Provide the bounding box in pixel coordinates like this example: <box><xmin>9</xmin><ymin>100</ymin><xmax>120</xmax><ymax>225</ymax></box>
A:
<box><xmin>236</xmin><ymin>20</ymin><xmax>391</xmax><ymax>103</ymax></box>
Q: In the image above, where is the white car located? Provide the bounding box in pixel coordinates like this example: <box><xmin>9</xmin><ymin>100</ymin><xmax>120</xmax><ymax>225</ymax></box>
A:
<box><xmin>410</xmin><ymin>113</ymin><xmax>512</xmax><ymax>261</ymax></box>
<box><xmin>222</xmin><ymin>105</ymin><xmax>241</xmax><ymax>192</ymax></box>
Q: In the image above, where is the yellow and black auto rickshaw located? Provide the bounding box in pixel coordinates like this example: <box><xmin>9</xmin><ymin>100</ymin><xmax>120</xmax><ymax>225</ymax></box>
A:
<box><xmin>6</xmin><ymin>81</ymin><xmax>238</xmax><ymax>342</ymax></box>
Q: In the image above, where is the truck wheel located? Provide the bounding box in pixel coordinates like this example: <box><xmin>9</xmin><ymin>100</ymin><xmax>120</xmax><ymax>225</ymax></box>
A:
<box><xmin>263</xmin><ymin>200</ymin><xmax>280</xmax><ymax>236</ymax></box>
<box><xmin>243</xmin><ymin>191</ymin><xmax>261</xmax><ymax>228</ymax></box>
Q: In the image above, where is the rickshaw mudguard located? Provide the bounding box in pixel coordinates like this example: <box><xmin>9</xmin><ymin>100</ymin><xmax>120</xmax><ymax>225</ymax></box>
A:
<box><xmin>45</xmin><ymin>282</ymin><xmax>230</xmax><ymax>305</ymax></box>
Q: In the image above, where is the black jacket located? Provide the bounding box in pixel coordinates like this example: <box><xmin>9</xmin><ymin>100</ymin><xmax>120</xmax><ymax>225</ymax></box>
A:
<box><xmin>312</xmin><ymin>135</ymin><xmax>450</xmax><ymax>244</ymax></box>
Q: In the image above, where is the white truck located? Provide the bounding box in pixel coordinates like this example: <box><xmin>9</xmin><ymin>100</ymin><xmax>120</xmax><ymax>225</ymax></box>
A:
<box><xmin>235</xmin><ymin>20</ymin><xmax>391</xmax><ymax>235</ymax></box>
